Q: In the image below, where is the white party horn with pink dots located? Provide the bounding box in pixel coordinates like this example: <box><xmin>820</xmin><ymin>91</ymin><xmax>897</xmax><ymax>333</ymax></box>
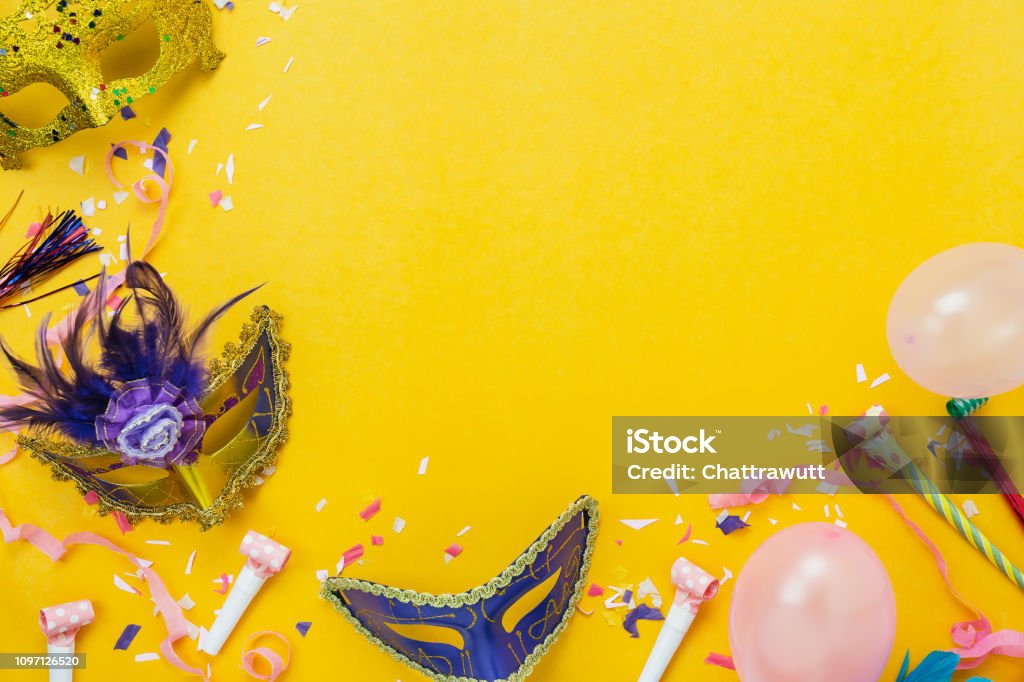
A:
<box><xmin>200</xmin><ymin>530</ymin><xmax>290</xmax><ymax>656</ymax></box>
<box><xmin>637</xmin><ymin>558</ymin><xmax>719</xmax><ymax>682</ymax></box>
<box><xmin>39</xmin><ymin>599</ymin><xmax>93</xmax><ymax>682</ymax></box>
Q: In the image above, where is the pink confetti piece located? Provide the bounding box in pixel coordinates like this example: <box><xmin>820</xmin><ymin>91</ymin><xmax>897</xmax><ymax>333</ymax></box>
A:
<box><xmin>616</xmin><ymin>539</ymin><xmax>623</xmax><ymax>546</ymax></box>
<box><xmin>214</xmin><ymin>573</ymin><xmax>230</xmax><ymax>594</ymax></box>
<box><xmin>25</xmin><ymin>222</ymin><xmax>42</xmax><ymax>238</ymax></box>
<box><xmin>371</xmin><ymin>535</ymin><xmax>383</xmax><ymax>546</ymax></box>
<box><xmin>359</xmin><ymin>498</ymin><xmax>381</xmax><ymax>521</ymax></box>
<box><xmin>336</xmin><ymin>544</ymin><xmax>364</xmax><ymax>572</ymax></box>
<box><xmin>444</xmin><ymin>544</ymin><xmax>463</xmax><ymax>559</ymax></box>
<box><xmin>209</xmin><ymin>190</ymin><xmax>222</xmax><ymax>207</ymax></box>
<box><xmin>112</xmin><ymin>510</ymin><xmax>133</xmax><ymax>534</ymax></box>
<box><xmin>587</xmin><ymin>584</ymin><xmax>604</xmax><ymax>597</ymax></box>
<box><xmin>83</xmin><ymin>490</ymin><xmax>100</xmax><ymax>505</ymax></box>
<box><xmin>677</xmin><ymin>523</ymin><xmax>692</xmax><ymax>544</ymax></box>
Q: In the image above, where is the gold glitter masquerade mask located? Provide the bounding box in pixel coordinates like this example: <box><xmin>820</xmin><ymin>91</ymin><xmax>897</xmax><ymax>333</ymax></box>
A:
<box><xmin>1</xmin><ymin>262</ymin><xmax>291</xmax><ymax>530</ymax></box>
<box><xmin>0</xmin><ymin>0</ymin><xmax>223</xmax><ymax>170</ymax></box>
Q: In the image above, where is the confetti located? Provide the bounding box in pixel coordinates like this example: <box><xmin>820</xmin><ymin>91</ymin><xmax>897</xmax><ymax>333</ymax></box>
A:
<box><xmin>691</xmin><ymin>539</ymin><xmax>710</xmax><ymax>546</ymax></box>
<box><xmin>418</xmin><ymin>457</ymin><xmax>429</xmax><ymax>475</ymax></box>
<box><xmin>134</xmin><ymin>653</ymin><xmax>160</xmax><ymax>663</ymax></box>
<box><xmin>336</xmin><ymin>545</ymin><xmax>364</xmax><ymax>573</ymax></box>
<box><xmin>715</xmin><ymin>514</ymin><xmax>749</xmax><ymax>535</ymax></box>
<box><xmin>145</xmin><ymin>540</ymin><xmax>171</xmax><ymax>546</ymax></box>
<box><xmin>393</xmin><ymin>517</ymin><xmax>406</xmax><ymax>533</ymax></box>
<box><xmin>209</xmin><ymin>190</ymin><xmax>223</xmax><ymax>207</ymax></box>
<box><xmin>256</xmin><ymin>36</ymin><xmax>272</xmax><ymax>47</ymax></box>
<box><xmin>824</xmin><ymin>504</ymin><xmax>830</xmax><ymax>519</ymax></box>
<box><xmin>258</xmin><ymin>95</ymin><xmax>272</xmax><ymax>111</ymax></box>
<box><xmin>187</xmin><ymin>139</ymin><xmax>198</xmax><ymax>155</ymax></box>
<box><xmin>834</xmin><ymin>519</ymin><xmax>848</xmax><ymax>528</ymax></box>
<box><xmin>456</xmin><ymin>525</ymin><xmax>471</xmax><ymax>537</ymax></box>
<box><xmin>315</xmin><ymin>498</ymin><xmax>327</xmax><ymax>513</ymax></box>
<box><xmin>791</xmin><ymin>502</ymin><xmax>802</xmax><ymax>511</ymax></box>
<box><xmin>120</xmin><ymin>106</ymin><xmax>136</xmax><ymax>120</ymax></box>
<box><xmin>623</xmin><ymin>604</ymin><xmax>664</xmax><ymax>638</ymax></box>
<box><xmin>83</xmin><ymin>490</ymin><xmax>100</xmax><ymax>505</ymax></box>
<box><xmin>637</xmin><ymin>577</ymin><xmax>662</xmax><ymax>608</ymax></box>
<box><xmin>856</xmin><ymin>363</ymin><xmax>867</xmax><ymax>383</ymax></box>
<box><xmin>151</xmin><ymin>128</ymin><xmax>171</xmax><ymax>179</ymax></box>
<box><xmin>284</xmin><ymin>56</ymin><xmax>294</xmax><ymax>72</ymax></box>
<box><xmin>226</xmin><ymin>153</ymin><xmax>235</xmax><ymax>184</ymax></box>
<box><xmin>835</xmin><ymin>504</ymin><xmax>844</xmax><ymax>519</ymax></box>
<box><xmin>786</xmin><ymin>423</ymin><xmax>816</xmax><ymax>437</ymax></box>
<box><xmin>444</xmin><ymin>544</ymin><xmax>463</xmax><ymax>561</ymax></box>
<box><xmin>359</xmin><ymin>498</ymin><xmax>382</xmax><ymax>521</ymax></box>
<box><xmin>214</xmin><ymin>573</ymin><xmax>230</xmax><ymax>594</ymax></box>
<box><xmin>677</xmin><ymin>523</ymin><xmax>692</xmax><ymax>544</ymax></box>
<box><xmin>870</xmin><ymin>373</ymin><xmax>891</xmax><ymax>389</ymax></box>
<box><xmin>177</xmin><ymin>593</ymin><xmax>195</xmax><ymax>611</ymax></box>
<box><xmin>113</xmin><ymin>624</ymin><xmax>141</xmax><ymax>650</ymax></box>
<box><xmin>69</xmin><ymin>155</ymin><xmax>85</xmax><ymax>175</ymax></box>
<box><xmin>674</xmin><ymin>514</ymin><xmax>684</xmax><ymax>525</ymax></box>
<box><xmin>185</xmin><ymin>550</ymin><xmax>197</xmax><ymax>575</ymax></box>
<box><xmin>295</xmin><ymin>621</ymin><xmax>312</xmax><ymax>637</ymax></box>
<box><xmin>220</xmin><ymin>196</ymin><xmax>234</xmax><ymax>212</ymax></box>
<box><xmin>963</xmin><ymin>500</ymin><xmax>980</xmax><ymax>519</ymax></box>
<box><xmin>114</xmin><ymin>574</ymin><xmax>140</xmax><ymax>595</ymax></box>
<box><xmin>587</xmin><ymin>584</ymin><xmax>604</xmax><ymax>597</ymax></box>
<box><xmin>619</xmin><ymin>519</ymin><xmax>658</xmax><ymax>530</ymax></box>
<box><xmin>81</xmin><ymin>197</ymin><xmax>95</xmax><ymax>217</ymax></box>
<box><xmin>269</xmin><ymin>2</ymin><xmax>299</xmax><ymax>20</ymax></box>
<box><xmin>767</xmin><ymin>428</ymin><xmax>781</xmax><ymax>440</ymax></box>
<box><xmin>246</xmin><ymin>123</ymin><xmax>264</xmax><ymax>131</ymax></box>
<box><xmin>768</xmin><ymin>517</ymin><xmax>778</xmax><ymax>525</ymax></box>
<box><xmin>371</xmin><ymin>535</ymin><xmax>384</xmax><ymax>546</ymax></box>
<box><xmin>720</xmin><ymin>566</ymin><xmax>734</xmax><ymax>586</ymax></box>
<box><xmin>315</xmin><ymin>569</ymin><xmax>328</xmax><ymax>581</ymax></box>
<box><xmin>112</xmin><ymin>510</ymin><xmax>133</xmax><ymax>534</ymax></box>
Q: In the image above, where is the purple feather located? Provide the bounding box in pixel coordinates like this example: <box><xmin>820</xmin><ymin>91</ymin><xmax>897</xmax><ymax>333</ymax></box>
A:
<box><xmin>0</xmin><ymin>261</ymin><xmax>259</xmax><ymax>447</ymax></box>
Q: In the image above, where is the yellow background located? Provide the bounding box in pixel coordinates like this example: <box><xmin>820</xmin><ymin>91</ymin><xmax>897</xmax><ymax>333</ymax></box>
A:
<box><xmin>1</xmin><ymin>1</ymin><xmax>1024</xmax><ymax>680</ymax></box>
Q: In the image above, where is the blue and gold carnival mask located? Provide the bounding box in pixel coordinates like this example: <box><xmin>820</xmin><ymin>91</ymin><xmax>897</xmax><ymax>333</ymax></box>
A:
<box><xmin>321</xmin><ymin>496</ymin><xmax>599</xmax><ymax>682</ymax></box>
<box><xmin>0</xmin><ymin>261</ymin><xmax>290</xmax><ymax>529</ymax></box>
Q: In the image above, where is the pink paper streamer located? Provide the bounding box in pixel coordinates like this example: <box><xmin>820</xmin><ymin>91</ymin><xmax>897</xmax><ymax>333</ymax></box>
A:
<box><xmin>112</xmin><ymin>511</ymin><xmax>133</xmax><ymax>534</ymax></box>
<box><xmin>885</xmin><ymin>495</ymin><xmax>1024</xmax><ymax>670</ymax></box>
<box><xmin>1</xmin><ymin>510</ymin><xmax>205</xmax><ymax>678</ymax></box>
<box><xmin>240</xmin><ymin>631</ymin><xmax>291</xmax><ymax>681</ymax></box>
<box><xmin>358</xmin><ymin>498</ymin><xmax>381</xmax><ymax>521</ymax></box>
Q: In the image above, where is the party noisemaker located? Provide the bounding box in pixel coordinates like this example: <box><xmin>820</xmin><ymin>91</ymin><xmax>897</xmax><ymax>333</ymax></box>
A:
<box><xmin>39</xmin><ymin>599</ymin><xmax>93</xmax><ymax>682</ymax></box>
<box><xmin>201</xmin><ymin>530</ymin><xmax>290</xmax><ymax>655</ymax></box>
<box><xmin>638</xmin><ymin>557</ymin><xmax>718</xmax><ymax>682</ymax></box>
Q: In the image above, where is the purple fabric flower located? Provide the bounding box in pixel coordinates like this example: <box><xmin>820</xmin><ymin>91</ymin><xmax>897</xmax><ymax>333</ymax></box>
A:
<box><xmin>95</xmin><ymin>378</ymin><xmax>206</xmax><ymax>468</ymax></box>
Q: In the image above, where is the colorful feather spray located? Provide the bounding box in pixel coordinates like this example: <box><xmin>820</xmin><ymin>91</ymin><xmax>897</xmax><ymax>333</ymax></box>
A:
<box><xmin>0</xmin><ymin>260</ymin><xmax>259</xmax><ymax>466</ymax></box>
<box><xmin>0</xmin><ymin>193</ymin><xmax>101</xmax><ymax>309</ymax></box>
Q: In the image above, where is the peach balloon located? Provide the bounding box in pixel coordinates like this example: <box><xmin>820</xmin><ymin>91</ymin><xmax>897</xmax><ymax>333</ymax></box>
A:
<box><xmin>887</xmin><ymin>242</ymin><xmax>1024</xmax><ymax>399</ymax></box>
<box><xmin>729</xmin><ymin>523</ymin><xmax>896</xmax><ymax>682</ymax></box>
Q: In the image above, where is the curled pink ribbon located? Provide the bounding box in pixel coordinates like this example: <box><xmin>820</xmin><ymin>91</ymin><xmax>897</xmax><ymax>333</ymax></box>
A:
<box><xmin>40</xmin><ymin>599</ymin><xmax>94</xmax><ymax>646</ymax></box>
<box><xmin>1</xmin><ymin>510</ymin><xmax>205</xmax><ymax>678</ymax></box>
<box><xmin>240</xmin><ymin>631</ymin><xmax>291</xmax><ymax>681</ymax></box>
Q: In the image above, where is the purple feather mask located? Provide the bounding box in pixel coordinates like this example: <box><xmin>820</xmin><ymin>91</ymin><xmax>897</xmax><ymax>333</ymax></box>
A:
<box><xmin>0</xmin><ymin>261</ymin><xmax>291</xmax><ymax>529</ymax></box>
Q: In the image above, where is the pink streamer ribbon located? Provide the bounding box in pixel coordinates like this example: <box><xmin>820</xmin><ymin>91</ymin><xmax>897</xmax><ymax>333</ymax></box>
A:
<box><xmin>0</xmin><ymin>510</ymin><xmax>205</xmax><ymax>678</ymax></box>
<box><xmin>240</xmin><ymin>631</ymin><xmax>291</xmax><ymax>681</ymax></box>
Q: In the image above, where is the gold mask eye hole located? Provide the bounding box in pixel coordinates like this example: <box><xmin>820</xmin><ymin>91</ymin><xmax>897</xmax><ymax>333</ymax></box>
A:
<box><xmin>100</xmin><ymin>16</ymin><xmax>160</xmax><ymax>82</ymax></box>
<box><xmin>0</xmin><ymin>82</ymin><xmax>70</xmax><ymax>129</ymax></box>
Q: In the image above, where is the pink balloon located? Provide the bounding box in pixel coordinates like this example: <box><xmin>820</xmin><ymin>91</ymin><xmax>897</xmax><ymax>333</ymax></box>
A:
<box><xmin>887</xmin><ymin>242</ymin><xmax>1024</xmax><ymax>399</ymax></box>
<box><xmin>729</xmin><ymin>523</ymin><xmax>895</xmax><ymax>682</ymax></box>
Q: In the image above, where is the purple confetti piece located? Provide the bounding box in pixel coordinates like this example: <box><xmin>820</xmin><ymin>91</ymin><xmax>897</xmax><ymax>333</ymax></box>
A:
<box><xmin>716</xmin><ymin>514</ymin><xmax>750</xmax><ymax>536</ymax></box>
<box><xmin>623</xmin><ymin>604</ymin><xmax>664</xmax><ymax>638</ymax></box>
<box><xmin>151</xmin><ymin>127</ymin><xmax>171</xmax><ymax>178</ymax></box>
<box><xmin>296</xmin><ymin>621</ymin><xmax>312</xmax><ymax>637</ymax></box>
<box><xmin>113</xmin><ymin>623</ymin><xmax>141</xmax><ymax>650</ymax></box>
<box><xmin>120</xmin><ymin>106</ymin><xmax>136</xmax><ymax>121</ymax></box>
<box><xmin>623</xmin><ymin>589</ymin><xmax>633</xmax><ymax>605</ymax></box>
<box><xmin>72</xmin><ymin>280</ymin><xmax>90</xmax><ymax>296</ymax></box>
<box><xmin>111</xmin><ymin>143</ymin><xmax>128</xmax><ymax>161</ymax></box>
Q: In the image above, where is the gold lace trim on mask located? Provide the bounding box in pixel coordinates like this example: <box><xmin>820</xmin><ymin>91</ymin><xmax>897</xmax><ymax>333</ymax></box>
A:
<box><xmin>320</xmin><ymin>495</ymin><xmax>599</xmax><ymax>682</ymax></box>
<box><xmin>17</xmin><ymin>306</ymin><xmax>291</xmax><ymax>530</ymax></box>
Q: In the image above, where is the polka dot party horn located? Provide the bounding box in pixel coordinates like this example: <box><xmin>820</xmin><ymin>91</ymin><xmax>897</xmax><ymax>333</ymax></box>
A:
<box><xmin>201</xmin><ymin>531</ymin><xmax>291</xmax><ymax>656</ymax></box>
<box><xmin>39</xmin><ymin>599</ymin><xmax>93</xmax><ymax>682</ymax></box>
<box><xmin>638</xmin><ymin>557</ymin><xmax>719</xmax><ymax>682</ymax></box>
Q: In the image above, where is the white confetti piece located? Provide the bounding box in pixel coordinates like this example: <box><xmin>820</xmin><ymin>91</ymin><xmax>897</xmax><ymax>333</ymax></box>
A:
<box><xmin>315</xmin><ymin>569</ymin><xmax>329</xmax><ymax>581</ymax></box>
<box><xmin>69</xmin><ymin>155</ymin><xmax>85</xmax><ymax>175</ymax></box>
<box><xmin>284</xmin><ymin>56</ymin><xmax>294</xmax><ymax>73</ymax></box>
<box><xmin>690</xmin><ymin>539</ymin><xmax>709</xmax><ymax>546</ymax></box>
<box><xmin>137</xmin><ymin>558</ymin><xmax>153</xmax><ymax>568</ymax></box>
<box><xmin>97</xmin><ymin>199</ymin><xmax>107</xmax><ymax>210</ymax></box>
<box><xmin>619</xmin><ymin>519</ymin><xmax>658</xmax><ymax>530</ymax></box>
<box><xmin>720</xmin><ymin>566</ymin><xmax>734</xmax><ymax>585</ymax></box>
<box><xmin>768</xmin><ymin>517</ymin><xmax>778</xmax><ymax>525</ymax></box>
<box><xmin>741</xmin><ymin>510</ymin><xmax>751</xmax><ymax>523</ymax></box>
<box><xmin>220</xmin><ymin>196</ymin><xmax>234</xmax><ymax>212</ymax></box>
<box><xmin>145</xmin><ymin>540</ymin><xmax>171</xmax><ymax>545</ymax></box>
<box><xmin>315</xmin><ymin>498</ymin><xmax>328</xmax><ymax>512</ymax></box>
<box><xmin>258</xmin><ymin>95</ymin><xmax>272</xmax><ymax>111</ymax></box>
<box><xmin>393</xmin><ymin>517</ymin><xmax>406</xmax><ymax>533</ymax></box>
<box><xmin>142</xmin><ymin>158</ymin><xmax>154</xmax><ymax>171</ymax></box>
<box><xmin>856</xmin><ymin>363</ymin><xmax>867</xmax><ymax>383</ymax></box>
<box><xmin>188</xmin><ymin>139</ymin><xmax>198</xmax><ymax>155</ymax></box>
<box><xmin>834</xmin><ymin>519</ymin><xmax>848</xmax><ymax>528</ymax></box>
<box><xmin>185</xmin><ymin>550</ymin><xmax>197</xmax><ymax>575</ymax></box>
<box><xmin>637</xmin><ymin>577</ymin><xmax>662</xmax><ymax>608</ymax></box>
<box><xmin>806</xmin><ymin>403</ymin><xmax>814</xmax><ymax>415</ymax></box>
<box><xmin>256</xmin><ymin>37</ymin><xmax>272</xmax><ymax>47</ymax></box>
<box><xmin>226</xmin><ymin>153</ymin><xmax>235</xmax><ymax>184</ymax></box>
<box><xmin>674</xmin><ymin>514</ymin><xmax>684</xmax><ymax>525</ymax></box>
<box><xmin>246</xmin><ymin>123</ymin><xmax>264</xmax><ymax>131</ymax></box>
<box><xmin>824</xmin><ymin>504</ymin><xmax>830</xmax><ymax>519</ymax></box>
<box><xmin>91</xmin><ymin>227</ymin><xmax>102</xmax><ymax>236</ymax></box>
<box><xmin>786</xmin><ymin>423</ymin><xmax>816</xmax><ymax>437</ymax></box>
<box><xmin>114</xmin><ymin>574</ymin><xmax>139</xmax><ymax>594</ymax></box>
<box><xmin>835</xmin><ymin>504</ymin><xmax>844</xmax><ymax>519</ymax></box>
<box><xmin>216</xmin><ymin>163</ymin><xmax>223</xmax><ymax>176</ymax></box>
<box><xmin>81</xmin><ymin>197</ymin><xmax>95</xmax><ymax>217</ymax></box>
<box><xmin>767</xmin><ymin>428</ymin><xmax>781</xmax><ymax>440</ymax></box>
<box><xmin>418</xmin><ymin>457</ymin><xmax>429</xmax><ymax>475</ymax></box>
<box><xmin>177</xmin><ymin>593</ymin><xmax>196</xmax><ymax>611</ymax></box>
<box><xmin>870</xmin><ymin>373</ymin><xmax>891</xmax><ymax>389</ymax></box>
<box><xmin>963</xmin><ymin>499</ymin><xmax>980</xmax><ymax>518</ymax></box>
<box><xmin>134</xmin><ymin>653</ymin><xmax>160</xmax><ymax>662</ymax></box>
<box><xmin>456</xmin><ymin>526</ymin><xmax>471</xmax><ymax>537</ymax></box>
<box><xmin>23</xmin><ymin>305</ymin><xmax>30</xmax><ymax>318</ymax></box>
<box><xmin>791</xmin><ymin>502</ymin><xmax>802</xmax><ymax>511</ymax></box>
<box><xmin>815</xmin><ymin>481</ymin><xmax>839</xmax><ymax>495</ymax></box>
